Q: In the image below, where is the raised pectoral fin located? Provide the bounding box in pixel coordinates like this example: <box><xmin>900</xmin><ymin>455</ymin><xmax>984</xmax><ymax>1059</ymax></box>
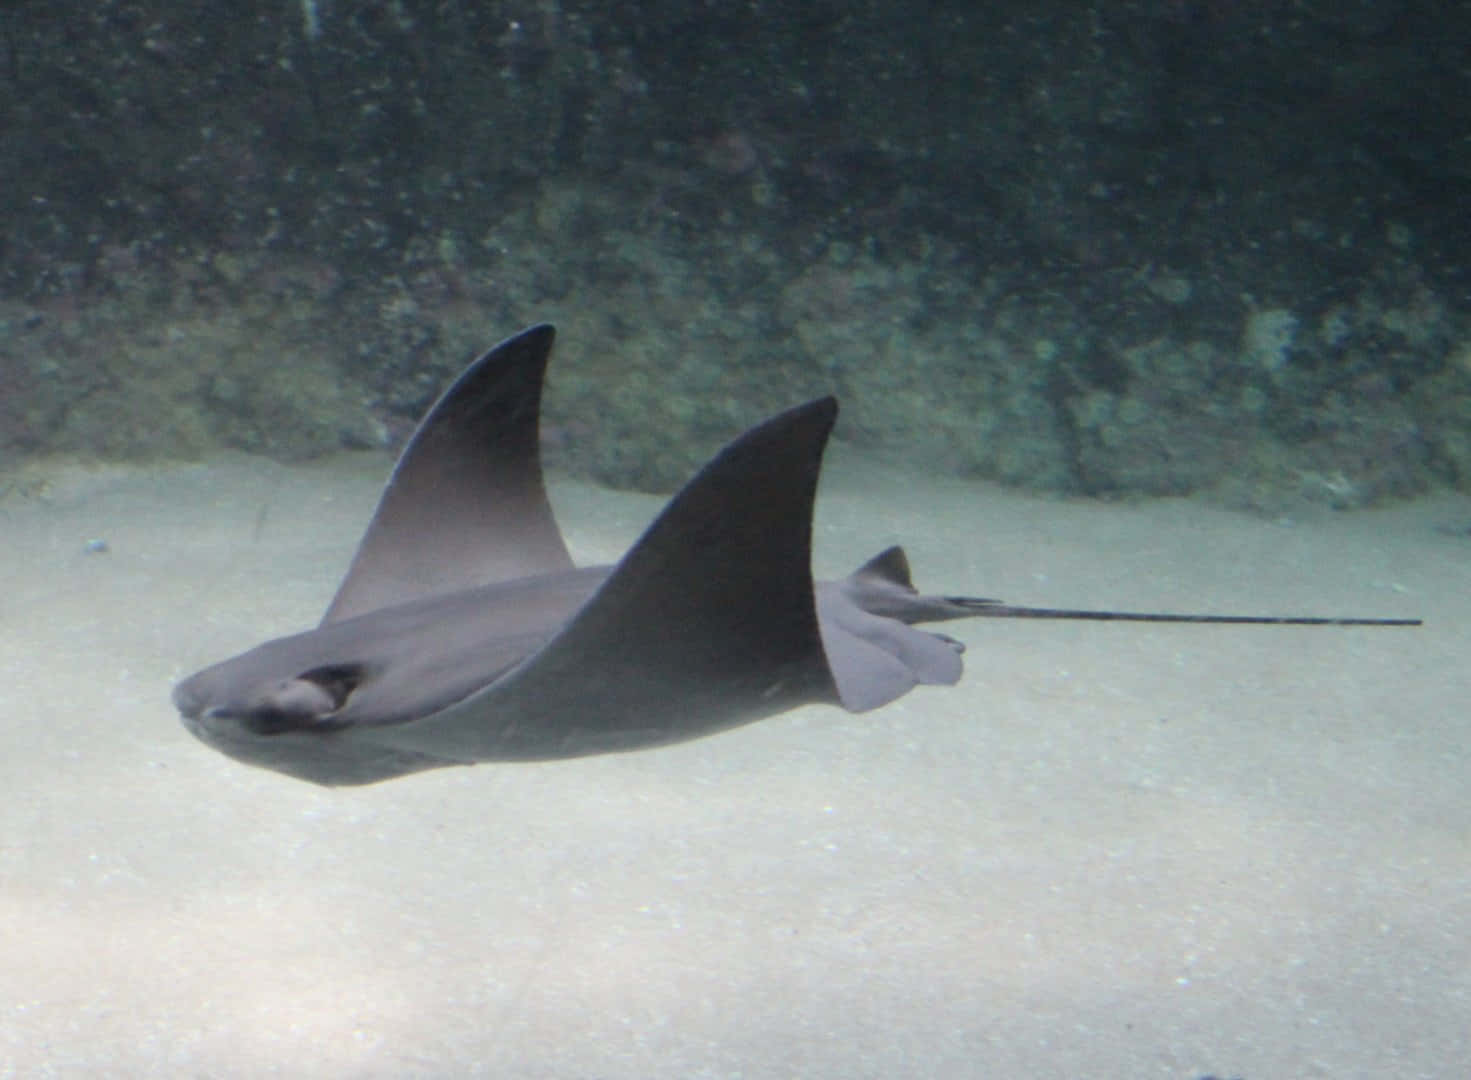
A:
<box><xmin>322</xmin><ymin>324</ymin><xmax>573</xmax><ymax>624</ymax></box>
<box><xmin>388</xmin><ymin>398</ymin><xmax>844</xmax><ymax>762</ymax></box>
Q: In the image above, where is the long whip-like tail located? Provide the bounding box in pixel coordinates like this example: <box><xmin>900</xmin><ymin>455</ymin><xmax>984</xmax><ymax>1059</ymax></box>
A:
<box><xmin>947</xmin><ymin>598</ymin><xmax>1420</xmax><ymax>627</ymax></box>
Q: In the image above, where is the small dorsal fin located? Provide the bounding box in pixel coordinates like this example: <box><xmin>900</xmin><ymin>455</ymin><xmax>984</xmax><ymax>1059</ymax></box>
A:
<box><xmin>321</xmin><ymin>324</ymin><xmax>573</xmax><ymax>624</ymax></box>
<box><xmin>852</xmin><ymin>545</ymin><xmax>913</xmax><ymax>588</ymax></box>
<box><xmin>817</xmin><ymin>546</ymin><xmax>990</xmax><ymax>712</ymax></box>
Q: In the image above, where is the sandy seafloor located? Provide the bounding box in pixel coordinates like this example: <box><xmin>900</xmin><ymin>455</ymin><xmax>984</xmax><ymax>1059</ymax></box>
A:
<box><xmin>1</xmin><ymin>443</ymin><xmax>1465</xmax><ymax>1079</ymax></box>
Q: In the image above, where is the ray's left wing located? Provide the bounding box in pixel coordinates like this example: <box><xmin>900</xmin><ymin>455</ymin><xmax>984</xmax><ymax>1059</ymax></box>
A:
<box><xmin>322</xmin><ymin>324</ymin><xmax>573</xmax><ymax>624</ymax></box>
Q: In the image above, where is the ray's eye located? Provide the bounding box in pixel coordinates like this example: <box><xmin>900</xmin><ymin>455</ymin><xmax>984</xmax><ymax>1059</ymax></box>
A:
<box><xmin>294</xmin><ymin>663</ymin><xmax>367</xmax><ymax>710</ymax></box>
<box><xmin>243</xmin><ymin>664</ymin><xmax>368</xmax><ymax>735</ymax></box>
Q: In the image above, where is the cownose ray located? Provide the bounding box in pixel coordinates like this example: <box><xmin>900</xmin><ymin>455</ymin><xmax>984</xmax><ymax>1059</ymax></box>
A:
<box><xmin>172</xmin><ymin>324</ymin><xmax>1421</xmax><ymax>786</ymax></box>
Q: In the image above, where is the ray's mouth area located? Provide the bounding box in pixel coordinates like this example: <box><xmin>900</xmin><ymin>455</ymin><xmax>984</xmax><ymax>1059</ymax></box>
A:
<box><xmin>184</xmin><ymin>702</ymin><xmax>354</xmax><ymax>739</ymax></box>
<box><xmin>172</xmin><ymin>662</ymin><xmax>370</xmax><ymax>738</ymax></box>
<box><xmin>171</xmin><ymin>681</ymin><xmax>205</xmax><ymax>721</ymax></box>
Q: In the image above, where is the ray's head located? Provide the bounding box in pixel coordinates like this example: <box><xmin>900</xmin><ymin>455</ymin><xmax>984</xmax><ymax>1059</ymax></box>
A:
<box><xmin>172</xmin><ymin>655</ymin><xmax>445</xmax><ymax>786</ymax></box>
<box><xmin>174</xmin><ymin>662</ymin><xmax>358</xmax><ymax>733</ymax></box>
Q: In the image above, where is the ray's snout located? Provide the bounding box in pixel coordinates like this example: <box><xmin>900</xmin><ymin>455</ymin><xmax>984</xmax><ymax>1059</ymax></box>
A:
<box><xmin>171</xmin><ymin>679</ymin><xmax>204</xmax><ymax>720</ymax></box>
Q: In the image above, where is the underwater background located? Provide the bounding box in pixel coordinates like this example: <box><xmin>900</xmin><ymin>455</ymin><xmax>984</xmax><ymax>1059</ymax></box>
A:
<box><xmin>3</xmin><ymin>0</ymin><xmax>1468</xmax><ymax>508</ymax></box>
<box><xmin>1</xmin><ymin>3</ymin><xmax>1466</xmax><ymax>1078</ymax></box>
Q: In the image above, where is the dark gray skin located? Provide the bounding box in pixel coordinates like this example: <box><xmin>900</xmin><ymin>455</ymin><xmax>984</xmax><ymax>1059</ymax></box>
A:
<box><xmin>173</xmin><ymin>325</ymin><xmax>1420</xmax><ymax>786</ymax></box>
